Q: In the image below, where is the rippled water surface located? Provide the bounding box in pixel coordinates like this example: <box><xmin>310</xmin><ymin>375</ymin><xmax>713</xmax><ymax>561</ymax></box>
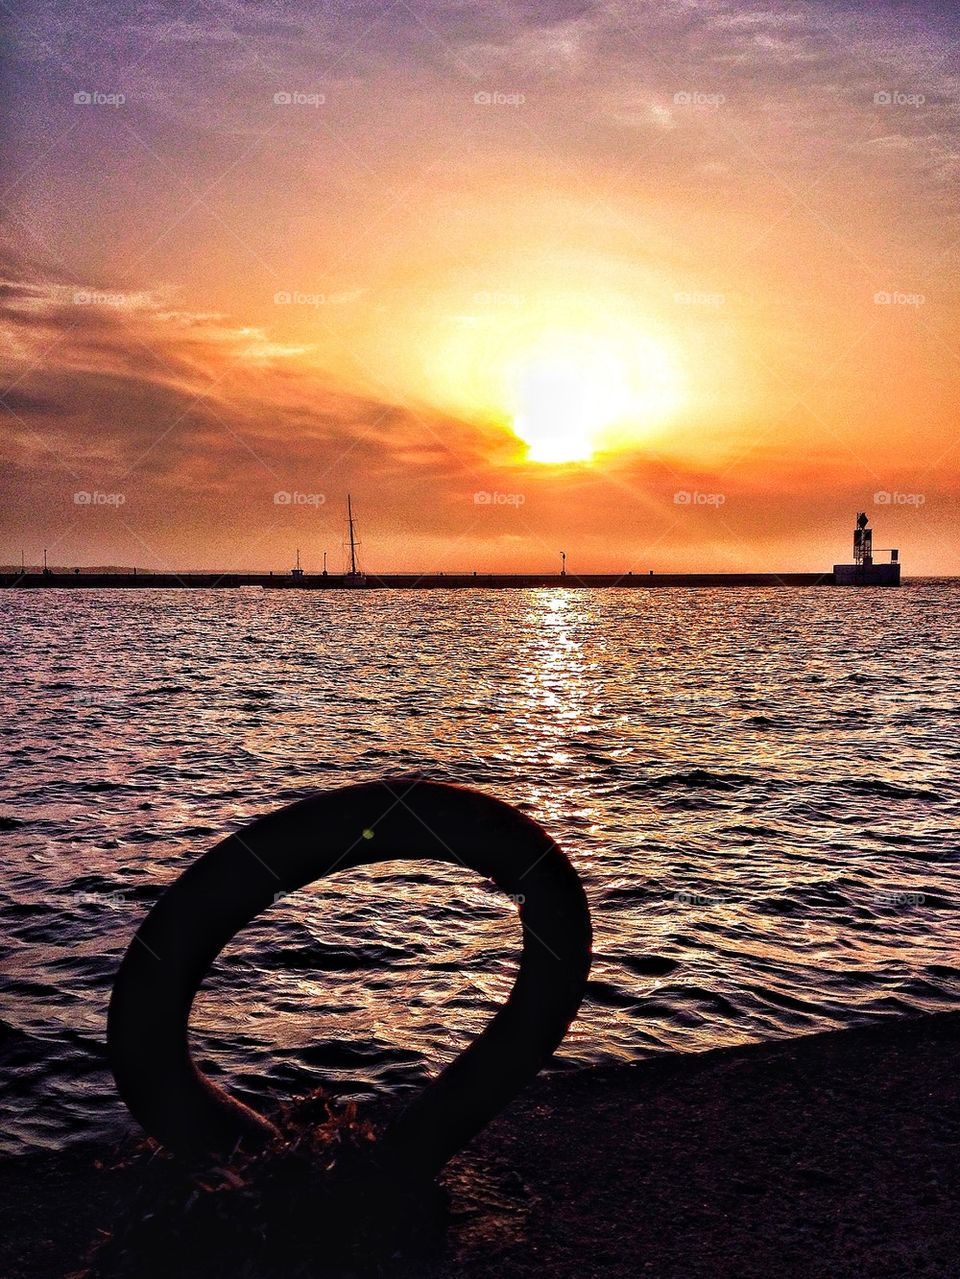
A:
<box><xmin>2</xmin><ymin>584</ymin><xmax>959</xmax><ymax>1156</ymax></box>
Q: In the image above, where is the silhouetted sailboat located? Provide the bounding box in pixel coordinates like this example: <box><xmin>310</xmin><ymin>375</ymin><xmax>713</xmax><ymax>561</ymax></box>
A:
<box><xmin>343</xmin><ymin>493</ymin><xmax>366</xmax><ymax>586</ymax></box>
<box><xmin>264</xmin><ymin>496</ymin><xmax>368</xmax><ymax>588</ymax></box>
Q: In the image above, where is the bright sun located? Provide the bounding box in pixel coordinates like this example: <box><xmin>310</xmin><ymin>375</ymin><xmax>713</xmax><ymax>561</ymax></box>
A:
<box><xmin>415</xmin><ymin>299</ymin><xmax>683</xmax><ymax>464</ymax></box>
<box><xmin>506</xmin><ymin>330</ymin><xmax>679</xmax><ymax>465</ymax></box>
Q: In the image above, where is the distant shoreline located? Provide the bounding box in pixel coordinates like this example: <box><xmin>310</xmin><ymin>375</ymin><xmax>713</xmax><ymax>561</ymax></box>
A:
<box><xmin>1</xmin><ymin>570</ymin><xmax>880</xmax><ymax>590</ymax></box>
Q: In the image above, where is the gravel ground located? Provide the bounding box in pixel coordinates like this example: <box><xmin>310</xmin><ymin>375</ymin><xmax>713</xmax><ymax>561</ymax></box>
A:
<box><xmin>3</xmin><ymin>1013</ymin><xmax>958</xmax><ymax>1279</ymax></box>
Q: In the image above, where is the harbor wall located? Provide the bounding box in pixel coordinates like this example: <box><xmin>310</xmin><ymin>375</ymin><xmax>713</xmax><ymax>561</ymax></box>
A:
<box><xmin>2</xmin><ymin>571</ymin><xmax>843</xmax><ymax>590</ymax></box>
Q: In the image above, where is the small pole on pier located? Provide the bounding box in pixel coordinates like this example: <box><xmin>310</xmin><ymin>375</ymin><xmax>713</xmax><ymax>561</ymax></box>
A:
<box><xmin>560</xmin><ymin>551</ymin><xmax>566</xmax><ymax>577</ymax></box>
<box><xmin>323</xmin><ymin>550</ymin><xmax>328</xmax><ymax>577</ymax></box>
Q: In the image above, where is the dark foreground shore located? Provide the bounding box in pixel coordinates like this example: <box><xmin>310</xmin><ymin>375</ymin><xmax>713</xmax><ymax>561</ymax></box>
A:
<box><xmin>4</xmin><ymin>1013</ymin><xmax>958</xmax><ymax>1279</ymax></box>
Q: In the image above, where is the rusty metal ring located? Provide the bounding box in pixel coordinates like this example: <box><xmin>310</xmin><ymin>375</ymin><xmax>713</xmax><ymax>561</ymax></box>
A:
<box><xmin>107</xmin><ymin>778</ymin><xmax>592</xmax><ymax>1179</ymax></box>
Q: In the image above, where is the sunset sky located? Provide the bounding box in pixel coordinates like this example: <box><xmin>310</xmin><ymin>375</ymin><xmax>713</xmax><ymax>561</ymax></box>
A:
<box><xmin>1</xmin><ymin>0</ymin><xmax>958</xmax><ymax>573</ymax></box>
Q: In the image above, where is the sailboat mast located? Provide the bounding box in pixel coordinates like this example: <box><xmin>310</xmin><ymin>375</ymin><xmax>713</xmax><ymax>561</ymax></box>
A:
<box><xmin>348</xmin><ymin>494</ymin><xmax>358</xmax><ymax>576</ymax></box>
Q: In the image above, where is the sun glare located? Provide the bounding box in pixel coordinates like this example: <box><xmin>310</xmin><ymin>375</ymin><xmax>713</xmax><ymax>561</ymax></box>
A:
<box><xmin>415</xmin><ymin>294</ymin><xmax>683</xmax><ymax>465</ymax></box>
<box><xmin>506</xmin><ymin>330</ymin><xmax>679</xmax><ymax>465</ymax></box>
<box><xmin>509</xmin><ymin>338</ymin><xmax>632</xmax><ymax>463</ymax></box>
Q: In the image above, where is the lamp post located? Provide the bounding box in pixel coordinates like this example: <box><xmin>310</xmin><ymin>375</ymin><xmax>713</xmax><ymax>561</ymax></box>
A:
<box><xmin>560</xmin><ymin>551</ymin><xmax>566</xmax><ymax>577</ymax></box>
